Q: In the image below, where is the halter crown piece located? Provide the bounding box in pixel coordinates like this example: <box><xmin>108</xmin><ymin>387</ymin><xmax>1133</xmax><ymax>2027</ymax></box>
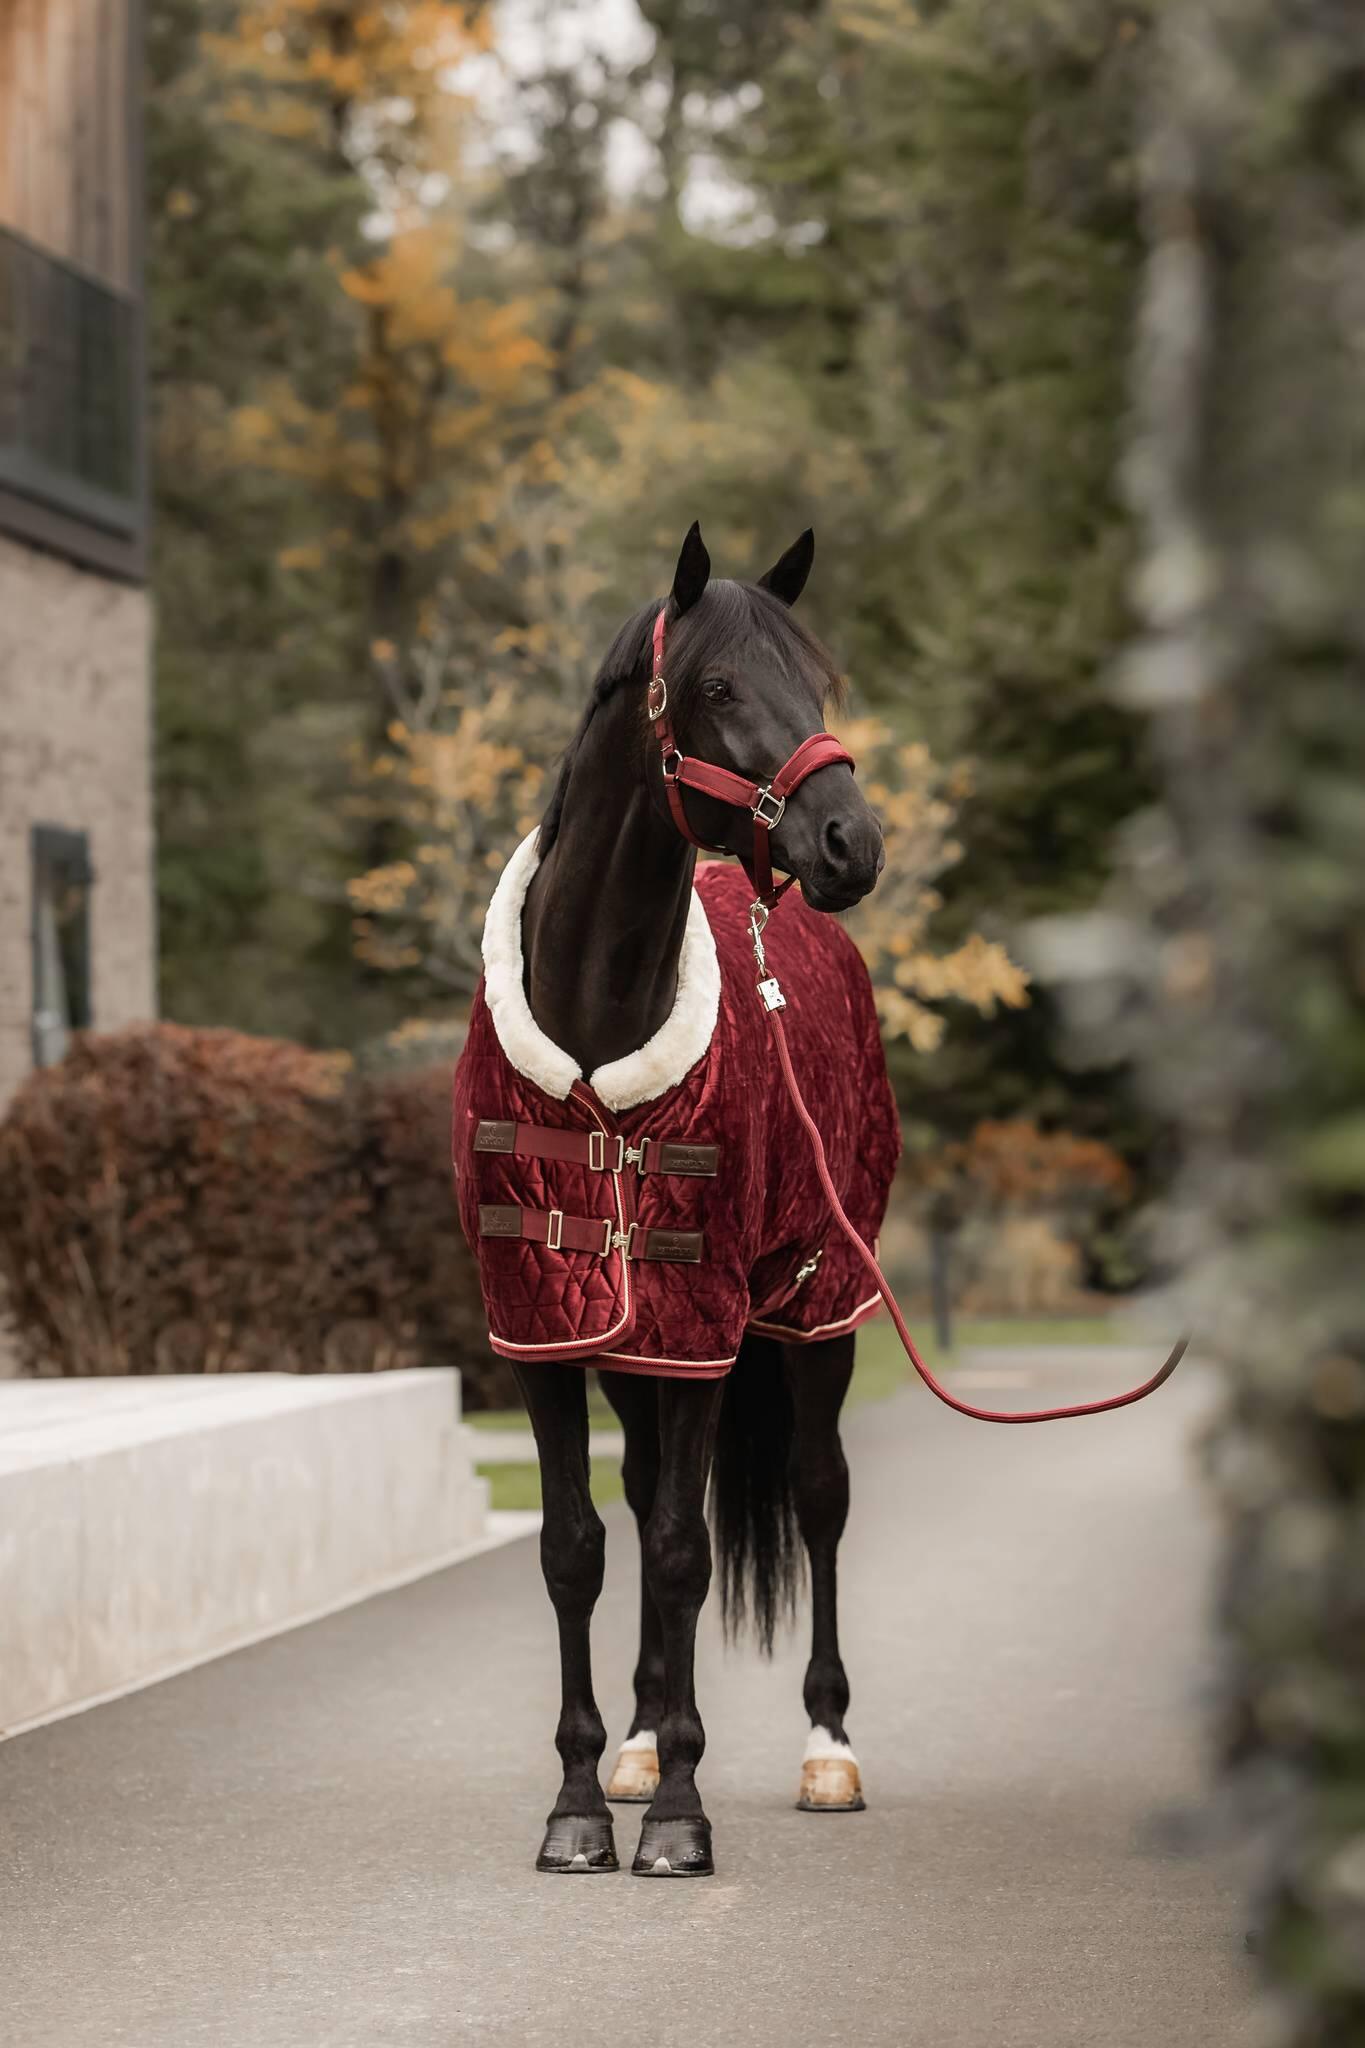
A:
<box><xmin>648</xmin><ymin>606</ymin><xmax>855</xmax><ymax>909</ymax></box>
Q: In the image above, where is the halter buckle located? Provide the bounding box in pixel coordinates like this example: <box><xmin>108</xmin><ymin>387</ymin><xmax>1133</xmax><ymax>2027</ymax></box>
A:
<box><xmin>752</xmin><ymin>784</ymin><xmax>786</xmax><ymax>829</ymax></box>
<box><xmin>661</xmin><ymin>748</ymin><xmax>683</xmax><ymax>783</ymax></box>
<box><xmin>648</xmin><ymin>676</ymin><xmax>668</xmax><ymax>722</ymax></box>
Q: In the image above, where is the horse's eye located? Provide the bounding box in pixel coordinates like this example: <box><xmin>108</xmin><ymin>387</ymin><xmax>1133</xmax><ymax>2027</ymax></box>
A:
<box><xmin>701</xmin><ymin>677</ymin><xmax>733</xmax><ymax>705</ymax></box>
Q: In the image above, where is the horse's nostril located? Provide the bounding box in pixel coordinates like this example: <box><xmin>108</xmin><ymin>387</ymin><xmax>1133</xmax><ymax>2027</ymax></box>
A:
<box><xmin>823</xmin><ymin>816</ymin><xmax>849</xmax><ymax>864</ymax></box>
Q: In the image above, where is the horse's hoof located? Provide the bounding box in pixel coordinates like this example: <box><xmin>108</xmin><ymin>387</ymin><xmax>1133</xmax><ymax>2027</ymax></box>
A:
<box><xmin>631</xmin><ymin>1815</ymin><xmax>714</xmax><ymax>1878</ymax></box>
<box><xmin>797</xmin><ymin>1753</ymin><xmax>866</xmax><ymax>1813</ymax></box>
<box><xmin>536</xmin><ymin>1813</ymin><xmax>619</xmax><ymax>1873</ymax></box>
<box><xmin>606</xmin><ymin>1733</ymin><xmax>659</xmax><ymax>1804</ymax></box>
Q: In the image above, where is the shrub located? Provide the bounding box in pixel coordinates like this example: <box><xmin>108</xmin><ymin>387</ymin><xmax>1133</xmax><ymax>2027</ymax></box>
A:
<box><xmin>0</xmin><ymin>1023</ymin><xmax>512</xmax><ymax>1407</ymax></box>
<box><xmin>900</xmin><ymin>1118</ymin><xmax>1135</xmax><ymax>1312</ymax></box>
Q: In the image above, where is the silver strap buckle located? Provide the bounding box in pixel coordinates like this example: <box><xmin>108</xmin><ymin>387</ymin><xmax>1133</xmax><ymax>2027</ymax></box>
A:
<box><xmin>611</xmin><ymin>1224</ymin><xmax>637</xmax><ymax>1259</ymax></box>
<box><xmin>752</xmin><ymin>784</ymin><xmax>785</xmax><ymax>828</ymax></box>
<box><xmin>545</xmin><ymin>1209</ymin><xmax>564</xmax><ymax>1252</ymax></box>
<box><xmin>588</xmin><ymin>1130</ymin><xmax>624</xmax><ymax>1173</ymax></box>
<box><xmin>624</xmin><ymin>1139</ymin><xmax>649</xmax><ymax>1174</ymax></box>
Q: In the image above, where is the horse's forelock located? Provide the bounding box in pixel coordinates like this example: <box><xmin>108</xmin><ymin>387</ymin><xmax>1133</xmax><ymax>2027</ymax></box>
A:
<box><xmin>666</xmin><ymin>581</ymin><xmax>844</xmax><ymax>714</ymax></box>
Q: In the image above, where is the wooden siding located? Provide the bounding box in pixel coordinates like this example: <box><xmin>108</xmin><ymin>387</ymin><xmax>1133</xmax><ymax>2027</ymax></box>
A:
<box><xmin>0</xmin><ymin>0</ymin><xmax>134</xmax><ymax>292</ymax></box>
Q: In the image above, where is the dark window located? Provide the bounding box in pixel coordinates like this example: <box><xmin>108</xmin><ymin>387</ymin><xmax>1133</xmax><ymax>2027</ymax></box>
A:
<box><xmin>0</xmin><ymin>226</ymin><xmax>140</xmax><ymax>540</ymax></box>
<box><xmin>31</xmin><ymin>825</ymin><xmax>93</xmax><ymax>1068</ymax></box>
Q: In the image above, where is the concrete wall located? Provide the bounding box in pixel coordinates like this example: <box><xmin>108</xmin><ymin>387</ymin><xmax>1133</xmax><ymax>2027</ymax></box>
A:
<box><xmin>0</xmin><ymin>1371</ymin><xmax>493</xmax><ymax>1736</ymax></box>
<box><xmin>0</xmin><ymin>529</ymin><xmax>155</xmax><ymax>1109</ymax></box>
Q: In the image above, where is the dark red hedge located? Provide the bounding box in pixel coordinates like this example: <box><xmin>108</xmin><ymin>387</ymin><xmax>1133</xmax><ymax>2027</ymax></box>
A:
<box><xmin>0</xmin><ymin>1023</ymin><xmax>512</xmax><ymax>1407</ymax></box>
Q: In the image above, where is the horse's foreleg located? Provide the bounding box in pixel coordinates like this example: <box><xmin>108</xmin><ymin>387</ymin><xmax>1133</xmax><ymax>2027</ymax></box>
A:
<box><xmin>514</xmin><ymin>1361</ymin><xmax>617</xmax><ymax>1873</ymax></box>
<box><xmin>784</xmin><ymin>1333</ymin><xmax>866</xmax><ymax>1813</ymax></box>
<box><xmin>632</xmin><ymin>1375</ymin><xmax>725</xmax><ymax>1877</ymax></box>
<box><xmin>598</xmin><ymin>1369</ymin><xmax>663</xmax><ymax>1803</ymax></box>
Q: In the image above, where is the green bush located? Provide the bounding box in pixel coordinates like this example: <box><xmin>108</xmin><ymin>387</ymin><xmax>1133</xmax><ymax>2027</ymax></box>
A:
<box><xmin>0</xmin><ymin>1023</ymin><xmax>511</xmax><ymax>1407</ymax></box>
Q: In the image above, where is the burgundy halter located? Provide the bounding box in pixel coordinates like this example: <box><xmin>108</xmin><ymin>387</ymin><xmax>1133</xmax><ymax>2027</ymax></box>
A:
<box><xmin>648</xmin><ymin>606</ymin><xmax>855</xmax><ymax>907</ymax></box>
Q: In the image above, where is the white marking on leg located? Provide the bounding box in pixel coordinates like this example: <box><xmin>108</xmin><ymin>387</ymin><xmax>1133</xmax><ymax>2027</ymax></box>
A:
<box><xmin>803</xmin><ymin>1724</ymin><xmax>857</xmax><ymax>1764</ymax></box>
<box><xmin>620</xmin><ymin>1728</ymin><xmax>657</xmax><ymax>1753</ymax></box>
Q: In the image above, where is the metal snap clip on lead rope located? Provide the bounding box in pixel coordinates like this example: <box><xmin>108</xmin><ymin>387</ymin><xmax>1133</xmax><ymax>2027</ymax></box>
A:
<box><xmin>749</xmin><ymin>899</ymin><xmax>786</xmax><ymax>1013</ymax></box>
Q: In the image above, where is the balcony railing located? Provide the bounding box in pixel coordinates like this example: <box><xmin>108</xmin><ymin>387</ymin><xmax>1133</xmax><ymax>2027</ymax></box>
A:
<box><xmin>0</xmin><ymin>224</ymin><xmax>141</xmax><ymax>542</ymax></box>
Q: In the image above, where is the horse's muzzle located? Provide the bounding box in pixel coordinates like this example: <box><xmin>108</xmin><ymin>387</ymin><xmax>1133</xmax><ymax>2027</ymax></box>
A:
<box><xmin>780</xmin><ymin>778</ymin><xmax>884</xmax><ymax>912</ymax></box>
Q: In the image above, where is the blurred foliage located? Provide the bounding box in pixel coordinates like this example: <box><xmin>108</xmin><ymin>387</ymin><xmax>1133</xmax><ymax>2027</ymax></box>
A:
<box><xmin>906</xmin><ymin>1117</ymin><xmax>1131</xmax><ymax>1216</ymax></box>
<box><xmin>1055</xmin><ymin>0</ymin><xmax>1365</xmax><ymax>2032</ymax></box>
<box><xmin>838</xmin><ymin>720</ymin><xmax>1028</xmax><ymax>1047</ymax></box>
<box><xmin>150</xmin><ymin>0</ymin><xmax>1165</xmax><ymax>1225</ymax></box>
<box><xmin>900</xmin><ymin>1115</ymin><xmax>1133</xmax><ymax>1302</ymax></box>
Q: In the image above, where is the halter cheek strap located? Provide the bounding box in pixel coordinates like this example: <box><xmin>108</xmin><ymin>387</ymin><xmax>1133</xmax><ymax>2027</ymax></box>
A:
<box><xmin>648</xmin><ymin>606</ymin><xmax>855</xmax><ymax>907</ymax></box>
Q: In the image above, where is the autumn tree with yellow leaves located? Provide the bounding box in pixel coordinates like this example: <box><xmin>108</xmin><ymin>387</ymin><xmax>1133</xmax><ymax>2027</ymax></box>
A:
<box><xmin>151</xmin><ymin>0</ymin><xmax>554</xmax><ymax>1037</ymax></box>
<box><xmin>216</xmin><ymin>2</ymin><xmax>550</xmax><ymax>719</ymax></box>
<box><xmin>839</xmin><ymin>719</ymin><xmax>1026</xmax><ymax>1050</ymax></box>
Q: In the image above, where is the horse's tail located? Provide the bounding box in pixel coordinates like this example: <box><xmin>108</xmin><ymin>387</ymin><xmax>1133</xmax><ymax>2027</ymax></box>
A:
<box><xmin>709</xmin><ymin>1330</ymin><xmax>801</xmax><ymax>1655</ymax></box>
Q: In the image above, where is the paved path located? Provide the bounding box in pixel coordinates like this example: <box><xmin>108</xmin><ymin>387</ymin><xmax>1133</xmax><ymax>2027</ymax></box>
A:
<box><xmin>1</xmin><ymin>1350</ymin><xmax>1262</xmax><ymax>2048</ymax></box>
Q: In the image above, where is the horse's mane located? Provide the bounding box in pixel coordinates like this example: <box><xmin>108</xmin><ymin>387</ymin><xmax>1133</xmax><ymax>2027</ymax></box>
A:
<box><xmin>537</xmin><ymin>581</ymin><xmax>846</xmax><ymax>856</ymax></box>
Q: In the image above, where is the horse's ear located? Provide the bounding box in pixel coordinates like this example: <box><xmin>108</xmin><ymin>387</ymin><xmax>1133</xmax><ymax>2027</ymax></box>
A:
<box><xmin>757</xmin><ymin>528</ymin><xmax>815</xmax><ymax>607</ymax></box>
<box><xmin>670</xmin><ymin>521</ymin><xmax>711</xmax><ymax>617</ymax></box>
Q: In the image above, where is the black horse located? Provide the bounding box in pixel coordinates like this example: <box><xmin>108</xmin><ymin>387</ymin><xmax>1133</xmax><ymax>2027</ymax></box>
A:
<box><xmin>479</xmin><ymin>524</ymin><xmax>889</xmax><ymax>1876</ymax></box>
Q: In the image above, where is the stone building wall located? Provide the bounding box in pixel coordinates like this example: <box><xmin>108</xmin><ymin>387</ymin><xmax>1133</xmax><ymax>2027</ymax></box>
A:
<box><xmin>0</xmin><ymin>529</ymin><xmax>155</xmax><ymax>1110</ymax></box>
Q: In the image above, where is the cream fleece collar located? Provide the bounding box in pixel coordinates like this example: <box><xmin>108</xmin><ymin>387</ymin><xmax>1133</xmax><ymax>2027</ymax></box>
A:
<box><xmin>480</xmin><ymin>830</ymin><xmax>720</xmax><ymax>1111</ymax></box>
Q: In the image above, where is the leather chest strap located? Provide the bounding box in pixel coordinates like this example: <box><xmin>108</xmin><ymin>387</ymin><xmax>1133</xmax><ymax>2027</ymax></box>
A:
<box><xmin>478</xmin><ymin>1205</ymin><xmax>704</xmax><ymax>1264</ymax></box>
<box><xmin>474</xmin><ymin>1120</ymin><xmax>718</xmax><ymax>1179</ymax></box>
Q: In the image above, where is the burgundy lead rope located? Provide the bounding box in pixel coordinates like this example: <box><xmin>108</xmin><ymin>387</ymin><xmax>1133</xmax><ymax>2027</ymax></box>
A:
<box><xmin>650</xmin><ymin>600</ymin><xmax>1187</xmax><ymax>1423</ymax></box>
<box><xmin>763</xmin><ymin>998</ymin><xmax>1186</xmax><ymax>1424</ymax></box>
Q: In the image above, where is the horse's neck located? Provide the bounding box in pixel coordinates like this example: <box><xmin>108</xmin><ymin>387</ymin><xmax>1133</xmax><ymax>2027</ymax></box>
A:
<box><xmin>522</xmin><ymin>687</ymin><xmax>696</xmax><ymax>1076</ymax></box>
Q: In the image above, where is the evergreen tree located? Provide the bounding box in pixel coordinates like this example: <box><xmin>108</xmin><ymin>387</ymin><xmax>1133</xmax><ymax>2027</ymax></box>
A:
<box><xmin>1120</xmin><ymin>2</ymin><xmax>1365</xmax><ymax>2031</ymax></box>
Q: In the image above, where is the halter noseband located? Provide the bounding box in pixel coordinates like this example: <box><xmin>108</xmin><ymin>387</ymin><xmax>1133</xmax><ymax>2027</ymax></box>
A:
<box><xmin>648</xmin><ymin>606</ymin><xmax>855</xmax><ymax>908</ymax></box>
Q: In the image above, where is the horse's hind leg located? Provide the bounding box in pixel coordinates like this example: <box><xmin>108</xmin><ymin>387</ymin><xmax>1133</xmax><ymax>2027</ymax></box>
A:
<box><xmin>514</xmin><ymin>1360</ymin><xmax>617</xmax><ymax>1872</ymax></box>
<box><xmin>598</xmin><ymin>1370</ymin><xmax>663</xmax><ymax>1804</ymax></box>
<box><xmin>783</xmin><ymin>1332</ymin><xmax>866</xmax><ymax>1813</ymax></box>
<box><xmin>632</xmin><ymin>1375</ymin><xmax>726</xmax><ymax>1876</ymax></box>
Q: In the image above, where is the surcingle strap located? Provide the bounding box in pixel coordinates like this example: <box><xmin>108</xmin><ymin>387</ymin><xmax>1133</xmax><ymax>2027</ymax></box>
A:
<box><xmin>475</xmin><ymin>1121</ymin><xmax>623</xmax><ymax>1172</ymax></box>
<box><xmin>478</xmin><ymin>1205</ymin><xmax>704</xmax><ymax>1264</ymax></box>
<box><xmin>474</xmin><ymin>1119</ymin><xmax>719</xmax><ymax>1178</ymax></box>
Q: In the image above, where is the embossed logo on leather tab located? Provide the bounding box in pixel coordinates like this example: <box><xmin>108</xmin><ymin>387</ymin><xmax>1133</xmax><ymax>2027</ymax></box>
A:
<box><xmin>656</xmin><ymin>1142</ymin><xmax>720</xmax><ymax>1178</ymax></box>
<box><xmin>479</xmin><ymin>1204</ymin><xmax>522</xmax><ymax>1237</ymax></box>
<box><xmin>644</xmin><ymin>1229</ymin><xmax>704</xmax><ymax>1264</ymax></box>
<box><xmin>474</xmin><ymin>1120</ymin><xmax>517</xmax><ymax>1153</ymax></box>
